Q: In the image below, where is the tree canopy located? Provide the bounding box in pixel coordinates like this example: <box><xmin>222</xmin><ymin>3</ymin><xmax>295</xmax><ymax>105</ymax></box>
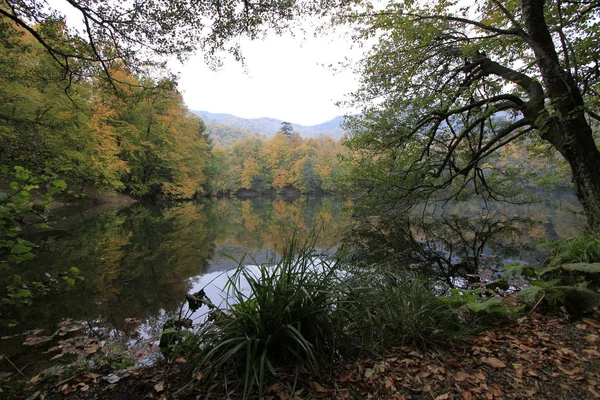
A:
<box><xmin>0</xmin><ymin>0</ymin><xmax>352</xmax><ymax>79</ymax></box>
<box><xmin>341</xmin><ymin>0</ymin><xmax>600</xmax><ymax>230</ymax></box>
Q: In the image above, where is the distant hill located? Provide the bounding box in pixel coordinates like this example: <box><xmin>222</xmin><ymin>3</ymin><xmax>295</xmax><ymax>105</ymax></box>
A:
<box><xmin>194</xmin><ymin>111</ymin><xmax>347</xmax><ymax>141</ymax></box>
<box><xmin>203</xmin><ymin>120</ymin><xmax>264</xmax><ymax>148</ymax></box>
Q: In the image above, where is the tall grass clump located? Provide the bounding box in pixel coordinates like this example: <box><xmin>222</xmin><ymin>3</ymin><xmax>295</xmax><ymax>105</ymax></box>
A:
<box><xmin>342</xmin><ymin>270</ymin><xmax>465</xmax><ymax>351</ymax></box>
<box><xmin>186</xmin><ymin>238</ymin><xmax>468</xmax><ymax>399</ymax></box>
<box><xmin>544</xmin><ymin>233</ymin><xmax>600</xmax><ymax>267</ymax></box>
<box><xmin>191</xmin><ymin>237</ymin><xmax>349</xmax><ymax>399</ymax></box>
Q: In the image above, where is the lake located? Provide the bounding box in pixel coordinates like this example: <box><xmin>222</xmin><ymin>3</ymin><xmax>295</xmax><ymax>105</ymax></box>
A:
<box><xmin>0</xmin><ymin>191</ymin><xmax>583</xmax><ymax>374</ymax></box>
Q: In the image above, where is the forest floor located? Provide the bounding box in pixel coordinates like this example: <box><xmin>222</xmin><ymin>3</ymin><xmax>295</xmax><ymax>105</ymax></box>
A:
<box><xmin>14</xmin><ymin>312</ymin><xmax>600</xmax><ymax>400</ymax></box>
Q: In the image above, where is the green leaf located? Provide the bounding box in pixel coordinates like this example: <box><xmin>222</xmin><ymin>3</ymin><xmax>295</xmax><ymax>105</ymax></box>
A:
<box><xmin>10</xmin><ymin>243</ymin><xmax>31</xmax><ymax>254</ymax></box>
<box><xmin>562</xmin><ymin>262</ymin><xmax>600</xmax><ymax>273</ymax></box>
<box><xmin>464</xmin><ymin>297</ymin><xmax>502</xmax><ymax>312</ymax></box>
<box><xmin>52</xmin><ymin>179</ymin><xmax>67</xmax><ymax>189</ymax></box>
<box><xmin>531</xmin><ymin>278</ymin><xmax>559</xmax><ymax>289</ymax></box>
<box><xmin>517</xmin><ymin>286</ymin><xmax>542</xmax><ymax>305</ymax></box>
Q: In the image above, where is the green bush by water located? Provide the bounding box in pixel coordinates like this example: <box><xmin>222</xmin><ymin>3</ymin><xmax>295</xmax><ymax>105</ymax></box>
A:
<box><xmin>184</xmin><ymin>240</ymin><xmax>467</xmax><ymax>399</ymax></box>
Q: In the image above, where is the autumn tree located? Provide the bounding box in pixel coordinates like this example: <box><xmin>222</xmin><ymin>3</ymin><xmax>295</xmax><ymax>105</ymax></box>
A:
<box><xmin>343</xmin><ymin>0</ymin><xmax>600</xmax><ymax>230</ymax></box>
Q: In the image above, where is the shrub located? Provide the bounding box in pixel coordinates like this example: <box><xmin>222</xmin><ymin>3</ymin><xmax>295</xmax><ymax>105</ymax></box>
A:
<box><xmin>191</xmin><ymin>238</ymin><xmax>348</xmax><ymax>399</ymax></box>
<box><xmin>186</xmin><ymin>242</ymin><xmax>467</xmax><ymax>399</ymax></box>
<box><xmin>342</xmin><ymin>271</ymin><xmax>466</xmax><ymax>351</ymax></box>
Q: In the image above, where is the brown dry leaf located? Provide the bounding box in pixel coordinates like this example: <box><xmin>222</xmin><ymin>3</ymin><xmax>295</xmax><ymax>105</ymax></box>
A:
<box><xmin>585</xmin><ymin>349</ymin><xmax>600</xmax><ymax>357</ymax></box>
<box><xmin>560</xmin><ymin>384</ymin><xmax>572</xmax><ymax>390</ymax></box>
<box><xmin>488</xmin><ymin>384</ymin><xmax>503</xmax><ymax>396</ymax></box>
<box><xmin>266</xmin><ymin>383</ymin><xmax>281</xmax><ymax>392</ymax></box>
<box><xmin>428</xmin><ymin>365</ymin><xmax>445</xmax><ymax>374</ymax></box>
<box><xmin>60</xmin><ymin>384</ymin><xmax>71</xmax><ymax>395</ymax></box>
<box><xmin>525</xmin><ymin>389</ymin><xmax>539</xmax><ymax>397</ymax></box>
<box><xmin>50</xmin><ymin>353</ymin><xmax>64</xmax><ymax>361</ymax></box>
<box><xmin>23</xmin><ymin>336</ymin><xmax>54</xmax><ymax>346</ymax></box>
<box><xmin>394</xmin><ymin>395</ymin><xmax>406</xmax><ymax>400</ymax></box>
<box><xmin>461</xmin><ymin>390</ymin><xmax>473</xmax><ymax>400</ymax></box>
<box><xmin>583</xmin><ymin>318</ymin><xmax>600</xmax><ymax>329</ymax></box>
<box><xmin>527</xmin><ymin>369</ymin><xmax>539</xmax><ymax>377</ymax></box>
<box><xmin>435</xmin><ymin>394</ymin><xmax>449</xmax><ymax>400</ymax></box>
<box><xmin>444</xmin><ymin>358</ymin><xmax>461</xmax><ymax>368</ymax></box>
<box><xmin>384</xmin><ymin>377</ymin><xmax>396</xmax><ymax>391</ymax></box>
<box><xmin>588</xmin><ymin>386</ymin><xmax>600</xmax><ymax>398</ymax></box>
<box><xmin>338</xmin><ymin>370</ymin><xmax>353</xmax><ymax>382</ymax></box>
<box><xmin>79</xmin><ymin>384</ymin><xmax>89</xmax><ymax>392</ymax></box>
<box><xmin>84</xmin><ymin>344</ymin><xmax>100</xmax><ymax>354</ymax></box>
<box><xmin>481</xmin><ymin>357</ymin><xmax>506</xmax><ymax>369</ymax></box>
<box><xmin>454</xmin><ymin>371</ymin><xmax>471</xmax><ymax>382</ymax></box>
<box><xmin>309</xmin><ymin>381</ymin><xmax>327</xmax><ymax>393</ymax></box>
<box><xmin>557</xmin><ymin>366</ymin><xmax>583</xmax><ymax>376</ymax></box>
<box><xmin>586</xmin><ymin>334</ymin><xmax>599</xmax><ymax>343</ymax></box>
<box><xmin>338</xmin><ymin>388</ymin><xmax>351</xmax><ymax>399</ymax></box>
<box><xmin>30</xmin><ymin>375</ymin><xmax>41</xmax><ymax>383</ymax></box>
<box><xmin>481</xmin><ymin>357</ymin><xmax>506</xmax><ymax>368</ymax></box>
<box><xmin>473</xmin><ymin>371</ymin><xmax>486</xmax><ymax>381</ymax></box>
<box><xmin>276</xmin><ymin>390</ymin><xmax>291</xmax><ymax>400</ymax></box>
<box><xmin>154</xmin><ymin>380</ymin><xmax>165</xmax><ymax>393</ymax></box>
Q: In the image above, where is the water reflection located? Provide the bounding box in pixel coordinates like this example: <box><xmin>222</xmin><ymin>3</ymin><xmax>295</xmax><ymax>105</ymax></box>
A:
<box><xmin>345</xmin><ymin>191</ymin><xmax>583</xmax><ymax>288</ymax></box>
<box><xmin>0</xmin><ymin>190</ymin><xmax>582</xmax><ymax>373</ymax></box>
<box><xmin>2</xmin><ymin>196</ymin><xmax>349</xmax><ymax>335</ymax></box>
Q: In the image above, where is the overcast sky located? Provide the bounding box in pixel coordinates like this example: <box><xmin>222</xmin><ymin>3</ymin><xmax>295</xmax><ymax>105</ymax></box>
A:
<box><xmin>171</xmin><ymin>30</ymin><xmax>362</xmax><ymax>126</ymax></box>
<box><xmin>56</xmin><ymin>2</ymin><xmax>362</xmax><ymax>127</ymax></box>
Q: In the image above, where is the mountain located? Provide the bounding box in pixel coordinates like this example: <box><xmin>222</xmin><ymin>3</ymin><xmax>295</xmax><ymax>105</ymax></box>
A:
<box><xmin>193</xmin><ymin>111</ymin><xmax>347</xmax><ymax>141</ymax></box>
<box><xmin>203</xmin><ymin>120</ymin><xmax>264</xmax><ymax>148</ymax></box>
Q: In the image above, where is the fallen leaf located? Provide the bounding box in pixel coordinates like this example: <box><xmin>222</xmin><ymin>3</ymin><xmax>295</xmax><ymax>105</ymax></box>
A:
<box><xmin>309</xmin><ymin>381</ymin><xmax>327</xmax><ymax>393</ymax></box>
<box><xmin>454</xmin><ymin>371</ymin><xmax>471</xmax><ymax>382</ymax></box>
<box><xmin>481</xmin><ymin>357</ymin><xmax>506</xmax><ymax>368</ymax></box>
<box><xmin>589</xmin><ymin>386</ymin><xmax>600</xmax><ymax>398</ymax></box>
<box><xmin>276</xmin><ymin>390</ymin><xmax>291</xmax><ymax>400</ymax></box>
<box><xmin>23</xmin><ymin>336</ymin><xmax>54</xmax><ymax>346</ymax></box>
<box><xmin>154</xmin><ymin>380</ymin><xmax>165</xmax><ymax>393</ymax></box>
<box><xmin>266</xmin><ymin>383</ymin><xmax>281</xmax><ymax>392</ymax></box>
<box><xmin>435</xmin><ymin>394</ymin><xmax>449</xmax><ymax>400</ymax></box>
<box><xmin>461</xmin><ymin>390</ymin><xmax>473</xmax><ymax>400</ymax></box>
<box><xmin>338</xmin><ymin>370</ymin><xmax>353</xmax><ymax>382</ymax></box>
<box><xmin>81</xmin><ymin>372</ymin><xmax>101</xmax><ymax>380</ymax></box>
<box><xmin>488</xmin><ymin>384</ymin><xmax>503</xmax><ymax>396</ymax></box>
<box><xmin>583</xmin><ymin>318</ymin><xmax>600</xmax><ymax>329</ymax></box>
<box><xmin>60</xmin><ymin>384</ymin><xmax>71</xmax><ymax>395</ymax></box>
<box><xmin>586</xmin><ymin>334</ymin><xmax>599</xmax><ymax>343</ymax></box>
<box><xmin>364</xmin><ymin>368</ymin><xmax>376</xmax><ymax>379</ymax></box>
<box><xmin>473</xmin><ymin>370</ymin><xmax>486</xmax><ymax>381</ymax></box>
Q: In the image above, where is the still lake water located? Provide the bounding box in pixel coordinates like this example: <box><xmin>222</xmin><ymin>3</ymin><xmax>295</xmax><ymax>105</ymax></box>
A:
<box><xmin>0</xmin><ymin>191</ymin><xmax>584</xmax><ymax>373</ymax></box>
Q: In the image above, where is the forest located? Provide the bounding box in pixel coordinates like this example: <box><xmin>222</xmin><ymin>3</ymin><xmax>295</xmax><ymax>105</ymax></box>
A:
<box><xmin>2</xmin><ymin>0</ymin><xmax>600</xmax><ymax>399</ymax></box>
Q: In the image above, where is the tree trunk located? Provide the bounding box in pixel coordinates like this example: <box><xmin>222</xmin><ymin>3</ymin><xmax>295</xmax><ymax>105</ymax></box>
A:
<box><xmin>522</xmin><ymin>0</ymin><xmax>600</xmax><ymax>230</ymax></box>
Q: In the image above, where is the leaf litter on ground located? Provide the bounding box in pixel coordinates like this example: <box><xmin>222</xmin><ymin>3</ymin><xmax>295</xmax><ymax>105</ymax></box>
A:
<box><xmin>16</xmin><ymin>312</ymin><xmax>600</xmax><ymax>400</ymax></box>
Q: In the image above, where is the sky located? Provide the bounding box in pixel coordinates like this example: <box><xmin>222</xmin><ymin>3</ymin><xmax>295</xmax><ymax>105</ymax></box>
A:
<box><xmin>171</xmin><ymin>30</ymin><xmax>362</xmax><ymax>126</ymax></box>
<box><xmin>55</xmin><ymin>2</ymin><xmax>363</xmax><ymax>127</ymax></box>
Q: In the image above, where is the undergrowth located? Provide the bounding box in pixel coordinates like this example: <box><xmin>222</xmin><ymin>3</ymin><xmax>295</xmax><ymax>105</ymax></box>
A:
<box><xmin>179</xmin><ymin>237</ymin><xmax>469</xmax><ymax>399</ymax></box>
